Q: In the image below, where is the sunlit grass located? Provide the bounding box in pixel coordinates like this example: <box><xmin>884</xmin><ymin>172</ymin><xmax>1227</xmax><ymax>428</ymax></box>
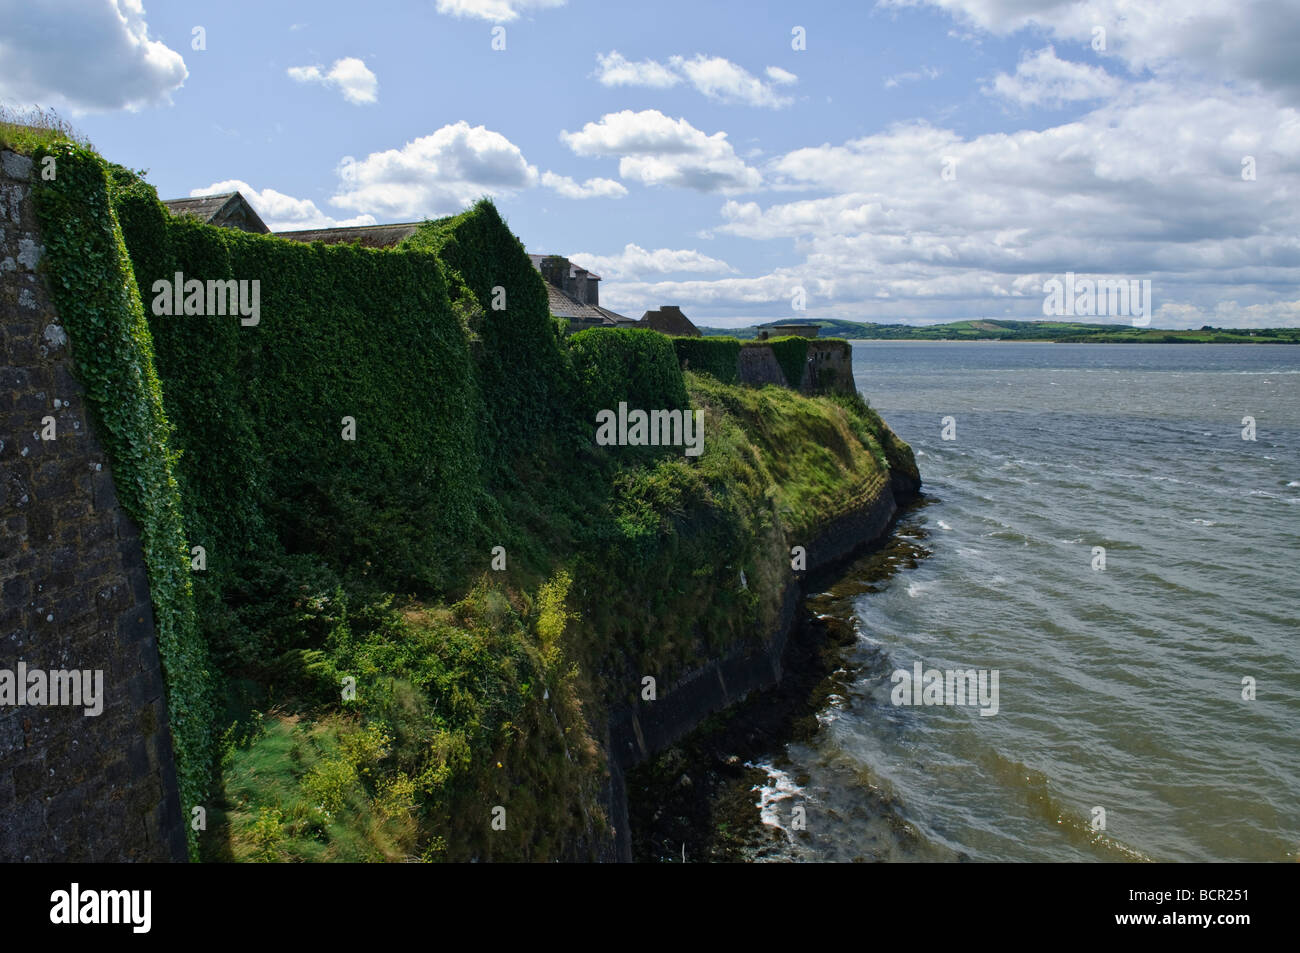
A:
<box><xmin>0</xmin><ymin>105</ymin><xmax>88</xmax><ymax>155</ymax></box>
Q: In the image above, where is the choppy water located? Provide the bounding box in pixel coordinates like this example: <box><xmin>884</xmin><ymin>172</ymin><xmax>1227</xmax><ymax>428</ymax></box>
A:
<box><xmin>747</xmin><ymin>342</ymin><xmax>1300</xmax><ymax>863</ymax></box>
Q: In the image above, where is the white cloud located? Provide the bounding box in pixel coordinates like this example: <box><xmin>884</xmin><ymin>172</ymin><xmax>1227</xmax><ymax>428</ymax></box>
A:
<box><xmin>190</xmin><ymin>180</ymin><xmax>377</xmax><ymax>231</ymax></box>
<box><xmin>883</xmin><ymin>0</ymin><xmax>1300</xmax><ymax>96</ymax></box>
<box><xmin>884</xmin><ymin>66</ymin><xmax>941</xmax><ymax>88</ymax></box>
<box><xmin>670</xmin><ymin>55</ymin><xmax>795</xmax><ymax>107</ymax></box>
<box><xmin>330</xmin><ymin>121</ymin><xmax>539</xmax><ymax>219</ymax></box>
<box><xmin>592</xmin><ymin>51</ymin><xmax>797</xmax><ymax>107</ymax></box>
<box><xmin>987</xmin><ymin>46</ymin><xmax>1120</xmax><ymax>106</ymax></box>
<box><xmin>561</xmin><ymin>109</ymin><xmax>762</xmax><ymax>192</ymax></box>
<box><xmin>434</xmin><ymin>0</ymin><xmax>564</xmax><ymax>22</ymax></box>
<box><xmin>540</xmin><ymin>171</ymin><xmax>628</xmax><ymax>199</ymax></box>
<box><xmin>287</xmin><ymin>57</ymin><xmax>378</xmax><ymax>105</ymax></box>
<box><xmin>766</xmin><ymin>66</ymin><xmax>798</xmax><ymax>86</ymax></box>
<box><xmin>607</xmin><ymin>81</ymin><xmax>1300</xmax><ymax>327</ymax></box>
<box><xmin>593</xmin><ymin>51</ymin><xmax>681</xmax><ymax>89</ymax></box>
<box><xmin>0</xmin><ymin>0</ymin><xmax>187</xmax><ymax>113</ymax></box>
<box><xmin>570</xmin><ymin>243</ymin><xmax>735</xmax><ymax>280</ymax></box>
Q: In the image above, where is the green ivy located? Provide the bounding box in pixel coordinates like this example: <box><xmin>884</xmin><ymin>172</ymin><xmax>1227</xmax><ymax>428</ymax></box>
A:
<box><xmin>671</xmin><ymin>336</ymin><xmax>740</xmax><ymax>383</ymax></box>
<box><xmin>754</xmin><ymin>336</ymin><xmax>809</xmax><ymax>389</ymax></box>
<box><xmin>568</xmin><ymin>327</ymin><xmax>690</xmax><ymax>427</ymax></box>
<box><xmin>32</xmin><ymin>144</ymin><xmax>216</xmax><ymax>859</ymax></box>
<box><xmin>400</xmin><ymin>201</ymin><xmax>578</xmax><ymax>479</ymax></box>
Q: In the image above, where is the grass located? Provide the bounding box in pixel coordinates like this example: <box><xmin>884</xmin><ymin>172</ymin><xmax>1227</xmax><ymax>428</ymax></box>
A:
<box><xmin>0</xmin><ymin>105</ymin><xmax>88</xmax><ymax>154</ymax></box>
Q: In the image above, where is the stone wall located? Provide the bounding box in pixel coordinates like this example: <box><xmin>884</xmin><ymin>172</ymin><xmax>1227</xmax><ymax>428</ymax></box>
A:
<box><xmin>0</xmin><ymin>149</ymin><xmax>187</xmax><ymax>861</ymax></box>
<box><xmin>600</xmin><ymin>466</ymin><xmax>919</xmax><ymax>860</ymax></box>
<box><xmin>737</xmin><ymin>338</ymin><xmax>856</xmax><ymax>395</ymax></box>
<box><xmin>798</xmin><ymin>339</ymin><xmax>856</xmax><ymax>396</ymax></box>
<box><xmin>737</xmin><ymin>342</ymin><xmax>787</xmax><ymax>387</ymax></box>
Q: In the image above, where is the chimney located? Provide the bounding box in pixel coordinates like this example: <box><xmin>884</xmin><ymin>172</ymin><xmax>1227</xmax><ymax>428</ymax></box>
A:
<box><xmin>540</xmin><ymin>255</ymin><xmax>567</xmax><ymax>289</ymax></box>
<box><xmin>571</xmin><ymin>267</ymin><xmax>589</xmax><ymax>304</ymax></box>
<box><xmin>586</xmin><ymin>274</ymin><xmax>600</xmax><ymax>307</ymax></box>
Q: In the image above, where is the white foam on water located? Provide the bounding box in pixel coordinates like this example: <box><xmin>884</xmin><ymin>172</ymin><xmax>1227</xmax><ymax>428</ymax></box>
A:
<box><xmin>747</xmin><ymin>761</ymin><xmax>806</xmax><ymax>836</ymax></box>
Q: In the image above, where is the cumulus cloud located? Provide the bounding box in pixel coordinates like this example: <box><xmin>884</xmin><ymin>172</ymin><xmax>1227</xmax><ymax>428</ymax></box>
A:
<box><xmin>884</xmin><ymin>0</ymin><xmax>1300</xmax><ymax>97</ymax></box>
<box><xmin>987</xmin><ymin>46</ymin><xmax>1120</xmax><ymax>106</ymax></box>
<box><xmin>561</xmin><ymin>109</ymin><xmax>762</xmax><ymax>192</ymax></box>
<box><xmin>570</xmin><ymin>243</ymin><xmax>735</xmax><ymax>280</ymax></box>
<box><xmin>190</xmin><ymin>180</ymin><xmax>377</xmax><ymax>231</ymax></box>
<box><xmin>0</xmin><ymin>0</ymin><xmax>187</xmax><ymax>113</ymax></box>
<box><xmin>287</xmin><ymin>57</ymin><xmax>378</xmax><ymax>105</ymax></box>
<box><xmin>592</xmin><ymin>51</ymin><xmax>797</xmax><ymax>107</ymax></box>
<box><xmin>330</xmin><ymin>121</ymin><xmax>539</xmax><ymax>219</ymax></box>
<box><xmin>593</xmin><ymin>51</ymin><xmax>681</xmax><ymax>89</ymax></box>
<box><xmin>434</xmin><ymin>0</ymin><xmax>564</xmax><ymax>22</ymax></box>
<box><xmin>540</xmin><ymin>171</ymin><xmax>628</xmax><ymax>199</ymax></box>
<box><xmin>618</xmin><ymin>81</ymin><xmax>1300</xmax><ymax>326</ymax></box>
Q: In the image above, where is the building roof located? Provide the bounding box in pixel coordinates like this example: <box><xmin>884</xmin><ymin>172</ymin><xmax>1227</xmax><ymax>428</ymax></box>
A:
<box><xmin>595</xmin><ymin>305</ymin><xmax>635</xmax><ymax>325</ymax></box>
<box><xmin>161</xmin><ymin>192</ymin><xmax>269</xmax><ymax>233</ymax></box>
<box><xmin>543</xmin><ymin>283</ymin><xmax>609</xmax><ymax>322</ymax></box>
<box><xmin>274</xmin><ymin>222</ymin><xmax>421</xmax><ymax>248</ymax></box>
<box><xmin>641</xmin><ymin>306</ymin><xmax>700</xmax><ymax>337</ymax></box>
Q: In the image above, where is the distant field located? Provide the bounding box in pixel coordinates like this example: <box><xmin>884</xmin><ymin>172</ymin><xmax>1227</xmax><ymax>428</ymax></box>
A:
<box><xmin>701</xmin><ymin>318</ymin><xmax>1300</xmax><ymax>344</ymax></box>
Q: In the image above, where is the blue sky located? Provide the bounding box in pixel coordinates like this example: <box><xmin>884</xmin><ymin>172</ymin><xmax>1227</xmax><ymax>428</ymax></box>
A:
<box><xmin>3</xmin><ymin>0</ymin><xmax>1299</xmax><ymax>328</ymax></box>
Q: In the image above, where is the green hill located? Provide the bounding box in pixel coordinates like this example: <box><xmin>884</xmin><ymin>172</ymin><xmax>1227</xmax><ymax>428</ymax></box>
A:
<box><xmin>702</xmin><ymin>317</ymin><xmax>1300</xmax><ymax>344</ymax></box>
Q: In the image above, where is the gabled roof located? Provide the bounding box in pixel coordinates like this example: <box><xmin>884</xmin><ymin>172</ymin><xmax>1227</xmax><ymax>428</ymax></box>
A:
<box><xmin>641</xmin><ymin>306</ymin><xmax>700</xmax><ymax>337</ymax></box>
<box><xmin>161</xmin><ymin>192</ymin><xmax>269</xmax><ymax>234</ymax></box>
<box><xmin>275</xmin><ymin>222</ymin><xmax>422</xmax><ymax>248</ymax></box>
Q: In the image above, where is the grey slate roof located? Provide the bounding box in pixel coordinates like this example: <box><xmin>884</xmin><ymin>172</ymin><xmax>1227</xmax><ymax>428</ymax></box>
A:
<box><xmin>274</xmin><ymin>222</ymin><xmax>422</xmax><ymax>248</ymax></box>
<box><xmin>543</xmin><ymin>283</ymin><xmax>608</xmax><ymax>322</ymax></box>
<box><xmin>161</xmin><ymin>192</ymin><xmax>269</xmax><ymax>233</ymax></box>
<box><xmin>641</xmin><ymin>306</ymin><xmax>700</xmax><ymax>337</ymax></box>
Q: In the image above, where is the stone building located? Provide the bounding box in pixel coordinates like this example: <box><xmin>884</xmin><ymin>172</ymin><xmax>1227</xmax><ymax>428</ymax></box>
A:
<box><xmin>528</xmin><ymin>254</ymin><xmax>635</xmax><ymax>332</ymax></box>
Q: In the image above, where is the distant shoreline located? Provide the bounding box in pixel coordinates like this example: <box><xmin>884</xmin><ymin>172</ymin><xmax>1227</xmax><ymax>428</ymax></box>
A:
<box><xmin>842</xmin><ymin>338</ymin><xmax>1300</xmax><ymax>344</ymax></box>
<box><xmin>700</xmin><ymin>319</ymin><xmax>1299</xmax><ymax>345</ymax></box>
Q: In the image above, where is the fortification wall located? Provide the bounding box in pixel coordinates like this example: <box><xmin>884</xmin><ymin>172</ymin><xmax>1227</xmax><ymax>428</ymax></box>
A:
<box><xmin>737</xmin><ymin>338</ymin><xmax>856</xmax><ymax>394</ymax></box>
<box><xmin>799</xmin><ymin>339</ymin><xmax>856</xmax><ymax>395</ymax></box>
<box><xmin>738</xmin><ymin>342</ymin><xmax>788</xmax><ymax>386</ymax></box>
<box><xmin>0</xmin><ymin>149</ymin><xmax>186</xmax><ymax>861</ymax></box>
